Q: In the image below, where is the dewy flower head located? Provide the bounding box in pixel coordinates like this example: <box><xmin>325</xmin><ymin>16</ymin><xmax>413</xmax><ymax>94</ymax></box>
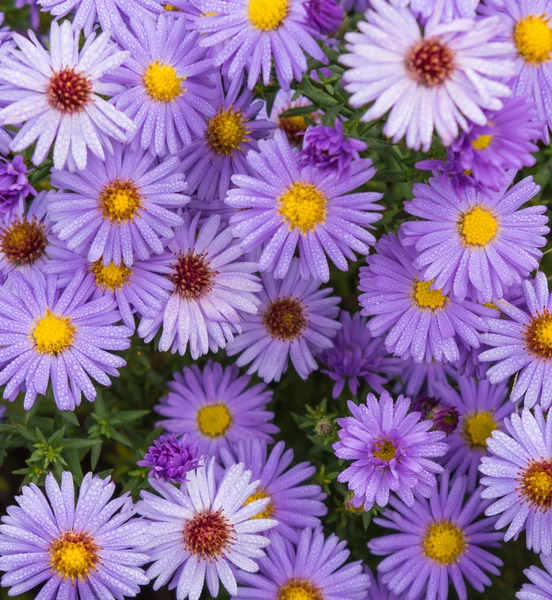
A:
<box><xmin>0</xmin><ymin>21</ymin><xmax>135</xmax><ymax>171</ymax></box>
<box><xmin>137</xmin><ymin>458</ymin><xmax>278</xmax><ymax>600</ymax></box>
<box><xmin>138</xmin><ymin>433</ymin><xmax>202</xmax><ymax>483</ymax></box>
<box><xmin>403</xmin><ymin>172</ymin><xmax>548</xmax><ymax>303</ymax></box>
<box><xmin>227</xmin><ymin>130</ymin><xmax>383</xmax><ymax>282</ymax></box>
<box><xmin>0</xmin><ymin>471</ymin><xmax>149</xmax><ymax>599</ymax></box>
<box><xmin>341</xmin><ymin>0</ymin><xmax>515</xmax><ymax>151</ymax></box>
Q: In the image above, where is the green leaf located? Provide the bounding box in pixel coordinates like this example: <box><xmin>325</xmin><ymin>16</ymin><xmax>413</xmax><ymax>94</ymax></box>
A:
<box><xmin>62</xmin><ymin>438</ymin><xmax>102</xmax><ymax>449</ymax></box>
<box><xmin>90</xmin><ymin>441</ymin><xmax>102</xmax><ymax>471</ymax></box>
<box><xmin>59</xmin><ymin>411</ymin><xmax>79</xmax><ymax>427</ymax></box>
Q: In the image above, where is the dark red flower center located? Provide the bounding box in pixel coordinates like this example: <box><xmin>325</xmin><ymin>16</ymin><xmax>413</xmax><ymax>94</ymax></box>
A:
<box><xmin>47</xmin><ymin>67</ymin><xmax>93</xmax><ymax>113</ymax></box>
<box><xmin>183</xmin><ymin>509</ymin><xmax>235</xmax><ymax>560</ymax></box>
<box><xmin>405</xmin><ymin>38</ymin><xmax>455</xmax><ymax>87</ymax></box>
<box><xmin>263</xmin><ymin>296</ymin><xmax>307</xmax><ymax>341</ymax></box>
<box><xmin>170</xmin><ymin>250</ymin><xmax>218</xmax><ymax>299</ymax></box>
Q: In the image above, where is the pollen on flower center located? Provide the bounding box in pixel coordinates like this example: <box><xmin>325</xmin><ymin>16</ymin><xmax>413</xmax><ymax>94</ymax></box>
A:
<box><xmin>422</xmin><ymin>520</ymin><xmax>466</xmax><ymax>565</ymax></box>
<box><xmin>459</xmin><ymin>206</ymin><xmax>498</xmax><ymax>247</ymax></box>
<box><xmin>47</xmin><ymin>67</ymin><xmax>92</xmax><ymax>113</ymax></box>
<box><xmin>514</xmin><ymin>15</ymin><xmax>552</xmax><ymax>64</ymax></box>
<box><xmin>372</xmin><ymin>438</ymin><xmax>397</xmax><ymax>462</ymax></box>
<box><xmin>242</xmin><ymin>489</ymin><xmax>275</xmax><ymax>519</ymax></box>
<box><xmin>524</xmin><ymin>310</ymin><xmax>552</xmax><ymax>359</ymax></box>
<box><xmin>405</xmin><ymin>38</ymin><xmax>455</xmax><ymax>87</ymax></box>
<box><xmin>277</xmin><ymin>578</ymin><xmax>324</xmax><ymax>600</ymax></box>
<box><xmin>49</xmin><ymin>531</ymin><xmax>100</xmax><ymax>582</ymax></box>
<box><xmin>411</xmin><ymin>280</ymin><xmax>447</xmax><ymax>311</ymax></box>
<box><xmin>279</xmin><ymin>114</ymin><xmax>310</xmax><ymax>141</ymax></box>
<box><xmin>206</xmin><ymin>107</ymin><xmax>251</xmax><ymax>155</ymax></box>
<box><xmin>99</xmin><ymin>179</ymin><xmax>142</xmax><ymax>223</ymax></box>
<box><xmin>462</xmin><ymin>411</ymin><xmax>498</xmax><ymax>449</ymax></box>
<box><xmin>91</xmin><ymin>260</ymin><xmax>132</xmax><ymax>291</ymax></box>
<box><xmin>520</xmin><ymin>458</ymin><xmax>552</xmax><ymax>511</ymax></box>
<box><xmin>170</xmin><ymin>250</ymin><xmax>218</xmax><ymax>299</ymax></box>
<box><xmin>183</xmin><ymin>509</ymin><xmax>235</xmax><ymax>560</ymax></box>
<box><xmin>278</xmin><ymin>182</ymin><xmax>328</xmax><ymax>234</ymax></box>
<box><xmin>264</xmin><ymin>297</ymin><xmax>308</xmax><ymax>341</ymax></box>
<box><xmin>32</xmin><ymin>309</ymin><xmax>76</xmax><ymax>355</ymax></box>
<box><xmin>471</xmin><ymin>134</ymin><xmax>493</xmax><ymax>150</ymax></box>
<box><xmin>143</xmin><ymin>60</ymin><xmax>185</xmax><ymax>102</ymax></box>
<box><xmin>0</xmin><ymin>217</ymin><xmax>47</xmax><ymax>265</ymax></box>
<box><xmin>248</xmin><ymin>0</ymin><xmax>289</xmax><ymax>31</ymax></box>
<box><xmin>197</xmin><ymin>404</ymin><xmax>232</xmax><ymax>438</ymax></box>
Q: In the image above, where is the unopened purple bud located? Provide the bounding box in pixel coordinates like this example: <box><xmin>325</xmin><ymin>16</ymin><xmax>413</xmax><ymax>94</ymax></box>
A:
<box><xmin>412</xmin><ymin>395</ymin><xmax>440</xmax><ymax>419</ymax></box>
<box><xmin>430</xmin><ymin>405</ymin><xmax>460</xmax><ymax>435</ymax></box>
<box><xmin>138</xmin><ymin>434</ymin><xmax>202</xmax><ymax>483</ymax></box>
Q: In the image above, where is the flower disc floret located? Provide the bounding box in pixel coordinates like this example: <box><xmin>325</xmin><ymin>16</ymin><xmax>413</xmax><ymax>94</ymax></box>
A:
<box><xmin>515</xmin><ymin>15</ymin><xmax>552</xmax><ymax>64</ymax></box>
<box><xmin>143</xmin><ymin>61</ymin><xmax>185</xmax><ymax>102</ymax></box>
<box><xmin>49</xmin><ymin>531</ymin><xmax>99</xmax><ymax>582</ymax></box>
<box><xmin>197</xmin><ymin>404</ymin><xmax>232</xmax><ymax>438</ymax></box>
<box><xmin>422</xmin><ymin>520</ymin><xmax>466</xmax><ymax>565</ymax></box>
<box><xmin>248</xmin><ymin>0</ymin><xmax>289</xmax><ymax>30</ymax></box>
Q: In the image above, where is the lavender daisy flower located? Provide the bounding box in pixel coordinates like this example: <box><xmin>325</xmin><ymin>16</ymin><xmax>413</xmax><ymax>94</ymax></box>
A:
<box><xmin>479</xmin><ymin>271</ymin><xmax>552</xmax><ymax>409</ymax></box>
<box><xmin>403</xmin><ymin>172</ymin><xmax>548</xmax><ymax>303</ymax></box>
<box><xmin>0</xmin><ymin>471</ymin><xmax>149</xmax><ymax>599</ymax></box>
<box><xmin>417</xmin><ymin>97</ymin><xmax>542</xmax><ymax>192</ymax></box>
<box><xmin>298</xmin><ymin>120</ymin><xmax>367</xmax><ymax>180</ymax></box>
<box><xmin>137</xmin><ymin>212</ymin><xmax>262</xmax><ymax>358</ymax></box>
<box><xmin>48</xmin><ymin>142</ymin><xmax>188</xmax><ymax>268</ymax></box>
<box><xmin>226</xmin><ymin>258</ymin><xmax>341</xmax><ymax>383</ymax></box>
<box><xmin>137</xmin><ymin>458</ymin><xmax>278</xmax><ymax>600</ymax></box>
<box><xmin>518</xmin><ymin>556</ymin><xmax>552</xmax><ymax>600</ymax></box>
<box><xmin>235</xmin><ymin>528</ymin><xmax>370</xmax><ymax>600</ymax></box>
<box><xmin>441</xmin><ymin>377</ymin><xmax>513</xmax><ymax>490</ymax></box>
<box><xmin>109</xmin><ymin>14</ymin><xmax>217</xmax><ymax>157</ymax></box>
<box><xmin>220</xmin><ymin>439</ymin><xmax>327</xmax><ymax>542</ymax></box>
<box><xmin>369</xmin><ymin>471</ymin><xmax>503</xmax><ymax>600</ymax></box>
<box><xmin>480</xmin><ymin>405</ymin><xmax>552</xmax><ymax>555</ymax></box>
<box><xmin>341</xmin><ymin>0</ymin><xmax>515</xmax><ymax>151</ymax></box>
<box><xmin>0</xmin><ymin>269</ymin><xmax>131</xmax><ymax>410</ymax></box>
<box><xmin>0</xmin><ymin>21</ymin><xmax>135</xmax><ymax>171</ymax></box>
<box><xmin>307</xmin><ymin>0</ymin><xmax>345</xmax><ymax>35</ymax></box>
<box><xmin>196</xmin><ymin>0</ymin><xmax>324</xmax><ymax>90</ymax></box>
<box><xmin>179</xmin><ymin>79</ymin><xmax>274</xmax><ymax>202</ymax></box>
<box><xmin>155</xmin><ymin>361</ymin><xmax>278</xmax><ymax>459</ymax></box>
<box><xmin>227</xmin><ymin>130</ymin><xmax>383</xmax><ymax>282</ymax></box>
<box><xmin>138</xmin><ymin>433</ymin><xmax>202</xmax><ymax>483</ymax></box>
<box><xmin>0</xmin><ymin>155</ymin><xmax>35</xmax><ymax>224</ymax></box>
<box><xmin>319</xmin><ymin>311</ymin><xmax>401</xmax><ymax>399</ymax></box>
<box><xmin>359</xmin><ymin>232</ymin><xmax>491</xmax><ymax>364</ymax></box>
<box><xmin>333</xmin><ymin>390</ymin><xmax>448</xmax><ymax>510</ymax></box>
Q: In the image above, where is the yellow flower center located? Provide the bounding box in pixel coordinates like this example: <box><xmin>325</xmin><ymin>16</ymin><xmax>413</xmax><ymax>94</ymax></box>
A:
<box><xmin>143</xmin><ymin>60</ymin><xmax>185</xmax><ymax>102</ymax></box>
<box><xmin>206</xmin><ymin>107</ymin><xmax>251</xmax><ymax>155</ymax></box>
<box><xmin>197</xmin><ymin>404</ymin><xmax>232</xmax><ymax>437</ymax></box>
<box><xmin>32</xmin><ymin>309</ymin><xmax>76</xmax><ymax>355</ymax></box>
<box><xmin>278</xmin><ymin>182</ymin><xmax>327</xmax><ymax>234</ymax></box>
<box><xmin>412</xmin><ymin>280</ymin><xmax>447</xmax><ymax>311</ymax></box>
<box><xmin>482</xmin><ymin>302</ymin><xmax>498</xmax><ymax>310</ymax></box>
<box><xmin>459</xmin><ymin>206</ymin><xmax>498</xmax><ymax>247</ymax></box>
<box><xmin>164</xmin><ymin>3</ymin><xmax>179</xmax><ymax>9</ymax></box>
<box><xmin>520</xmin><ymin>459</ymin><xmax>552</xmax><ymax>510</ymax></box>
<box><xmin>91</xmin><ymin>260</ymin><xmax>132</xmax><ymax>290</ymax></box>
<box><xmin>423</xmin><ymin>521</ymin><xmax>466</xmax><ymax>565</ymax></box>
<box><xmin>471</xmin><ymin>134</ymin><xmax>493</xmax><ymax>150</ymax></box>
<box><xmin>277</xmin><ymin>578</ymin><xmax>323</xmax><ymax>600</ymax></box>
<box><xmin>242</xmin><ymin>489</ymin><xmax>275</xmax><ymax>519</ymax></box>
<box><xmin>99</xmin><ymin>179</ymin><xmax>142</xmax><ymax>224</ymax></box>
<box><xmin>525</xmin><ymin>310</ymin><xmax>552</xmax><ymax>359</ymax></box>
<box><xmin>462</xmin><ymin>411</ymin><xmax>498</xmax><ymax>449</ymax></box>
<box><xmin>49</xmin><ymin>531</ymin><xmax>99</xmax><ymax>582</ymax></box>
<box><xmin>279</xmin><ymin>115</ymin><xmax>310</xmax><ymax>141</ymax></box>
<box><xmin>248</xmin><ymin>0</ymin><xmax>289</xmax><ymax>30</ymax></box>
<box><xmin>514</xmin><ymin>14</ymin><xmax>552</xmax><ymax>64</ymax></box>
<box><xmin>372</xmin><ymin>438</ymin><xmax>397</xmax><ymax>461</ymax></box>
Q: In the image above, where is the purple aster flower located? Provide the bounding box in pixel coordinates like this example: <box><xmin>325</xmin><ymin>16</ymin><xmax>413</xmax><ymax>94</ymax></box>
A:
<box><xmin>403</xmin><ymin>172</ymin><xmax>548</xmax><ymax>303</ymax></box>
<box><xmin>319</xmin><ymin>311</ymin><xmax>401</xmax><ymax>399</ymax></box>
<box><xmin>154</xmin><ymin>360</ymin><xmax>278</xmax><ymax>459</ymax></box>
<box><xmin>341</xmin><ymin>0</ymin><xmax>515</xmax><ymax>151</ymax></box>
<box><xmin>235</xmin><ymin>528</ymin><xmax>370</xmax><ymax>600</ymax></box>
<box><xmin>417</xmin><ymin>96</ymin><xmax>542</xmax><ymax>192</ymax></box>
<box><xmin>367</xmin><ymin>569</ymin><xmax>400</xmax><ymax>600</ymax></box>
<box><xmin>226</xmin><ymin>258</ymin><xmax>341</xmax><ymax>382</ymax></box>
<box><xmin>47</xmin><ymin>142</ymin><xmax>188</xmax><ymax>268</ymax></box>
<box><xmin>479</xmin><ymin>271</ymin><xmax>552</xmax><ymax>409</ymax></box>
<box><xmin>138</xmin><ymin>433</ymin><xmax>202</xmax><ymax>483</ymax></box>
<box><xmin>518</xmin><ymin>556</ymin><xmax>552</xmax><ymax>600</ymax></box>
<box><xmin>220</xmin><ymin>439</ymin><xmax>327</xmax><ymax>543</ymax></box>
<box><xmin>0</xmin><ymin>269</ymin><xmax>131</xmax><ymax>410</ymax></box>
<box><xmin>108</xmin><ymin>14</ymin><xmax>217</xmax><ymax>157</ymax></box>
<box><xmin>369</xmin><ymin>471</ymin><xmax>503</xmax><ymax>600</ymax></box>
<box><xmin>298</xmin><ymin>120</ymin><xmax>367</xmax><ymax>180</ymax></box>
<box><xmin>0</xmin><ymin>471</ymin><xmax>149</xmax><ymax>599</ymax></box>
<box><xmin>196</xmin><ymin>0</ymin><xmax>325</xmax><ymax>91</ymax></box>
<box><xmin>137</xmin><ymin>212</ymin><xmax>261</xmax><ymax>358</ymax></box>
<box><xmin>0</xmin><ymin>155</ymin><xmax>35</xmax><ymax>224</ymax></box>
<box><xmin>0</xmin><ymin>21</ymin><xmax>135</xmax><ymax>172</ymax></box>
<box><xmin>179</xmin><ymin>78</ymin><xmax>274</xmax><ymax>202</ymax></box>
<box><xmin>334</xmin><ymin>391</ymin><xmax>448</xmax><ymax>511</ymax></box>
<box><xmin>480</xmin><ymin>405</ymin><xmax>552</xmax><ymax>555</ymax></box>
<box><xmin>441</xmin><ymin>377</ymin><xmax>513</xmax><ymax>490</ymax></box>
<box><xmin>137</xmin><ymin>458</ymin><xmax>278</xmax><ymax>599</ymax></box>
<box><xmin>227</xmin><ymin>130</ymin><xmax>383</xmax><ymax>282</ymax></box>
<box><xmin>306</xmin><ymin>0</ymin><xmax>345</xmax><ymax>35</ymax></box>
<box><xmin>359</xmin><ymin>232</ymin><xmax>491</xmax><ymax>364</ymax></box>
